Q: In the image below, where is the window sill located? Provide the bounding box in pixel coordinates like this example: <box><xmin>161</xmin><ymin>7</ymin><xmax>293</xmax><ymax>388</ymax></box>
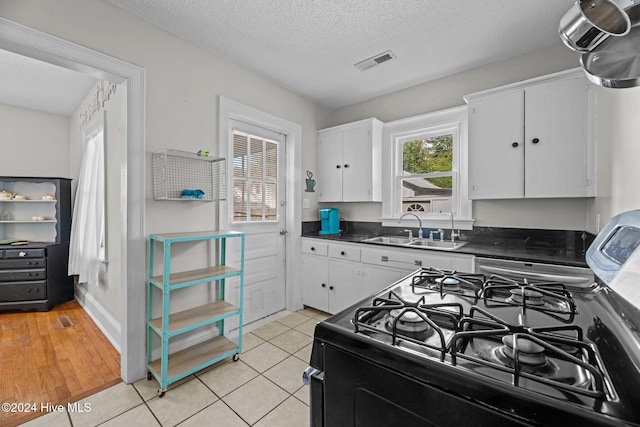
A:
<box><xmin>380</xmin><ymin>217</ymin><xmax>475</xmax><ymax>231</ymax></box>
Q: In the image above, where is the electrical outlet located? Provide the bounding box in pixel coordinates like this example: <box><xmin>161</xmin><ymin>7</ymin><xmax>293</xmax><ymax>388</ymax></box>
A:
<box><xmin>303</xmin><ymin>198</ymin><xmax>310</xmax><ymax>209</ymax></box>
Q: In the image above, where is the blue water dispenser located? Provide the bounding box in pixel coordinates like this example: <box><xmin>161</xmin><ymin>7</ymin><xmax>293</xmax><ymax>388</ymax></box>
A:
<box><xmin>319</xmin><ymin>208</ymin><xmax>340</xmax><ymax>235</ymax></box>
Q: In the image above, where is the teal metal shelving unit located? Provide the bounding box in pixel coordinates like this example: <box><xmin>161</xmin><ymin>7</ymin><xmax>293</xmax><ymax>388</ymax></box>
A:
<box><xmin>146</xmin><ymin>230</ymin><xmax>245</xmax><ymax>396</ymax></box>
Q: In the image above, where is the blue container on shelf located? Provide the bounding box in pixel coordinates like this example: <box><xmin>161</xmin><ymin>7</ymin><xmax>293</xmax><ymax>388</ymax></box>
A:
<box><xmin>319</xmin><ymin>208</ymin><xmax>340</xmax><ymax>235</ymax></box>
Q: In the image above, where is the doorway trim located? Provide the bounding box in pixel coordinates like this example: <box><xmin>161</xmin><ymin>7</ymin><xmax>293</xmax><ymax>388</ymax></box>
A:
<box><xmin>218</xmin><ymin>97</ymin><xmax>303</xmax><ymax>314</ymax></box>
<box><xmin>0</xmin><ymin>18</ymin><xmax>147</xmax><ymax>382</ymax></box>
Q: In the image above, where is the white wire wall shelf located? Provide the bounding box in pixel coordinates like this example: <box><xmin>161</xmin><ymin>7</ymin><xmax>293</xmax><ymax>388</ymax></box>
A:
<box><xmin>153</xmin><ymin>149</ymin><xmax>226</xmax><ymax>202</ymax></box>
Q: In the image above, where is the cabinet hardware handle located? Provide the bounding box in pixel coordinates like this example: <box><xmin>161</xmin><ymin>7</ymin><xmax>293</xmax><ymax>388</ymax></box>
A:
<box><xmin>321</xmin><ymin>283</ymin><xmax>326</xmax><ymax>288</ymax></box>
<box><xmin>340</xmin><ymin>251</ymin><xmax>345</xmax><ymax>256</ymax></box>
<box><xmin>311</xmin><ymin>247</ymin><xmax>315</xmax><ymax>251</ymax></box>
<box><xmin>336</xmin><ymin>165</ymin><xmax>341</xmax><ymax>169</ymax></box>
<box><xmin>381</xmin><ymin>256</ymin><xmax>388</xmax><ymax>262</ymax></box>
<box><xmin>329</xmin><ymin>286</ymin><xmax>334</xmax><ymax>290</ymax></box>
<box><xmin>344</xmin><ymin>164</ymin><xmax>349</xmax><ymax>168</ymax></box>
<box><xmin>511</xmin><ymin>142</ymin><xmax>519</xmax><ymax>148</ymax></box>
<box><xmin>532</xmin><ymin>138</ymin><xmax>540</xmax><ymax>144</ymax></box>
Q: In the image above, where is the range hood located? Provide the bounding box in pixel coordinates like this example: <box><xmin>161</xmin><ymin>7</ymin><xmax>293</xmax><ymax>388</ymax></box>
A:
<box><xmin>559</xmin><ymin>0</ymin><xmax>640</xmax><ymax>88</ymax></box>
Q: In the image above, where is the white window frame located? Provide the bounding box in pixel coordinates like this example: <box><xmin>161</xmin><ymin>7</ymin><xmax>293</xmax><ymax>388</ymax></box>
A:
<box><xmin>381</xmin><ymin>105</ymin><xmax>473</xmax><ymax>230</ymax></box>
<box><xmin>231</xmin><ymin>129</ymin><xmax>280</xmax><ymax>223</ymax></box>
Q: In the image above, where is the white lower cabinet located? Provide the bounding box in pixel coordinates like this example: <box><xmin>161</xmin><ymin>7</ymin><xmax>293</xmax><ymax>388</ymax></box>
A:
<box><xmin>301</xmin><ymin>238</ymin><xmax>474</xmax><ymax>314</ymax></box>
<box><xmin>327</xmin><ymin>259</ymin><xmax>364</xmax><ymax>313</ymax></box>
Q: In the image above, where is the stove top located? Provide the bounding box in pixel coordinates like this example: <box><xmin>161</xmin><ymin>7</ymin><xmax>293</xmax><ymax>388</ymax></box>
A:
<box><xmin>318</xmin><ymin>266</ymin><xmax>640</xmax><ymax>425</ymax></box>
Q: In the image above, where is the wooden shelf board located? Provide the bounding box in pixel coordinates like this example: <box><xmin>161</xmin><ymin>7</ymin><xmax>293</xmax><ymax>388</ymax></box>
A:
<box><xmin>150</xmin><ymin>301</ymin><xmax>238</xmax><ymax>333</ymax></box>
<box><xmin>149</xmin><ymin>335</ymin><xmax>238</xmax><ymax>380</ymax></box>
<box><xmin>151</xmin><ymin>230</ymin><xmax>243</xmax><ymax>241</ymax></box>
<box><xmin>151</xmin><ymin>265</ymin><xmax>240</xmax><ymax>286</ymax></box>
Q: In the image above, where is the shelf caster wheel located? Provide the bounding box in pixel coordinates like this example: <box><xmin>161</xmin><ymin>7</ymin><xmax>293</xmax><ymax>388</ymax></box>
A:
<box><xmin>158</xmin><ymin>389</ymin><xmax>166</xmax><ymax>398</ymax></box>
<box><xmin>146</xmin><ymin>371</ymin><xmax>152</xmax><ymax>381</ymax></box>
<box><xmin>232</xmin><ymin>354</ymin><xmax>240</xmax><ymax>362</ymax></box>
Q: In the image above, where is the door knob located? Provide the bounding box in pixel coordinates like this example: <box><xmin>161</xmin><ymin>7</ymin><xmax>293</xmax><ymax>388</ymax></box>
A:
<box><xmin>279</xmin><ymin>229</ymin><xmax>288</xmax><ymax>235</ymax></box>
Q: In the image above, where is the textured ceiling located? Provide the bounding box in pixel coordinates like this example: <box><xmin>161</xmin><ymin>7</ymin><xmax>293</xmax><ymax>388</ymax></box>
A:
<box><xmin>108</xmin><ymin>0</ymin><xmax>576</xmax><ymax>108</ymax></box>
<box><xmin>0</xmin><ymin>49</ymin><xmax>97</xmax><ymax>116</ymax></box>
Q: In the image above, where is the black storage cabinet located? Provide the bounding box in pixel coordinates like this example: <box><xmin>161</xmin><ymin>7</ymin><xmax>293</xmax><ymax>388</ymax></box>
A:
<box><xmin>0</xmin><ymin>177</ymin><xmax>74</xmax><ymax>312</ymax></box>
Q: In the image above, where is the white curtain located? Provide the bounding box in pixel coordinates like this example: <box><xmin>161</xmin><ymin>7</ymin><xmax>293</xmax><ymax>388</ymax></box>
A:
<box><xmin>69</xmin><ymin>114</ymin><xmax>105</xmax><ymax>284</ymax></box>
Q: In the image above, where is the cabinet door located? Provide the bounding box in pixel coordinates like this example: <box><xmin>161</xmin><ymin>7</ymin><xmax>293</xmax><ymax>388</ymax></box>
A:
<box><xmin>341</xmin><ymin>124</ymin><xmax>372</xmax><ymax>201</ymax></box>
<box><xmin>468</xmin><ymin>90</ymin><xmax>525</xmax><ymax>199</ymax></box>
<box><xmin>317</xmin><ymin>130</ymin><xmax>343</xmax><ymax>202</ymax></box>
<box><xmin>302</xmin><ymin>254</ymin><xmax>329</xmax><ymax>312</ymax></box>
<box><xmin>361</xmin><ymin>264</ymin><xmax>412</xmax><ymax>297</ymax></box>
<box><xmin>328</xmin><ymin>259</ymin><xmax>363</xmax><ymax>314</ymax></box>
<box><xmin>524</xmin><ymin>76</ymin><xmax>589</xmax><ymax>198</ymax></box>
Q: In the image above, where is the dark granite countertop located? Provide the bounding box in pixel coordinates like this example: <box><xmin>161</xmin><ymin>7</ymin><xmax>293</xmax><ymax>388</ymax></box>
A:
<box><xmin>301</xmin><ymin>227</ymin><xmax>590</xmax><ymax>268</ymax></box>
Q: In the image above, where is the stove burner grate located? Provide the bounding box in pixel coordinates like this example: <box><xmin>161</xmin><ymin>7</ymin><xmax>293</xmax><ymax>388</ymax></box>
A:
<box><xmin>449</xmin><ymin>306</ymin><xmax>606</xmax><ymax>400</ymax></box>
<box><xmin>481</xmin><ymin>275</ymin><xmax>577</xmax><ymax>322</ymax></box>
<box><xmin>353</xmin><ymin>290</ymin><xmax>465</xmax><ymax>361</ymax></box>
<box><xmin>410</xmin><ymin>267</ymin><xmax>484</xmax><ymax>300</ymax></box>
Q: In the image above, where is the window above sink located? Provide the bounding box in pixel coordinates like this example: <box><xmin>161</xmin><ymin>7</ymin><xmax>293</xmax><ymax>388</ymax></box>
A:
<box><xmin>380</xmin><ymin>106</ymin><xmax>474</xmax><ymax>230</ymax></box>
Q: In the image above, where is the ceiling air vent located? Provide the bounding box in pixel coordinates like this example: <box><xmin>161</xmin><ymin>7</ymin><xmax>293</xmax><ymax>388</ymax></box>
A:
<box><xmin>354</xmin><ymin>50</ymin><xmax>396</xmax><ymax>71</ymax></box>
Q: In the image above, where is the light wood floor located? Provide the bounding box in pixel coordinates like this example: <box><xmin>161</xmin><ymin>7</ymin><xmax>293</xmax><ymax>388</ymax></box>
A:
<box><xmin>0</xmin><ymin>300</ymin><xmax>121</xmax><ymax>427</ymax></box>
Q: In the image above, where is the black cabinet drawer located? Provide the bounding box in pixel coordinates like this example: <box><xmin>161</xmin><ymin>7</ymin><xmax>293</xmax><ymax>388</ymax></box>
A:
<box><xmin>0</xmin><ymin>281</ymin><xmax>47</xmax><ymax>302</ymax></box>
<box><xmin>0</xmin><ymin>259</ymin><xmax>46</xmax><ymax>269</ymax></box>
<box><xmin>0</xmin><ymin>269</ymin><xmax>46</xmax><ymax>281</ymax></box>
<box><xmin>5</xmin><ymin>249</ymin><xmax>45</xmax><ymax>259</ymax></box>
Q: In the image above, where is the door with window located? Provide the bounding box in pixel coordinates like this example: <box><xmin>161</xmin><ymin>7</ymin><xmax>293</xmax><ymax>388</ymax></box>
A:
<box><xmin>228</xmin><ymin>122</ymin><xmax>286</xmax><ymax>324</ymax></box>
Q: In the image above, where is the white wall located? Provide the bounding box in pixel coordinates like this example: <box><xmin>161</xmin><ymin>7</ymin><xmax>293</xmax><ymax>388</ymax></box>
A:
<box><xmin>0</xmin><ymin>0</ymin><xmax>330</xmax><ymax>348</ymax></box>
<box><xmin>0</xmin><ymin>103</ymin><xmax>70</xmax><ymax>177</ymax></box>
<box><xmin>587</xmin><ymin>85</ymin><xmax>640</xmax><ymax>233</ymax></box>
<box><xmin>323</xmin><ymin>44</ymin><xmax>589</xmax><ymax>230</ymax></box>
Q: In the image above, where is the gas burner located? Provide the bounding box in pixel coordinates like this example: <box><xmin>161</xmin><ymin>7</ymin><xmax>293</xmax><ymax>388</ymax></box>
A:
<box><xmin>498</xmin><ymin>334</ymin><xmax>546</xmax><ymax>366</ymax></box>
<box><xmin>436</xmin><ymin>277</ymin><xmax>461</xmax><ymax>292</ymax></box>
<box><xmin>507</xmin><ymin>288</ymin><xmax>545</xmax><ymax>306</ymax></box>
<box><xmin>386</xmin><ymin>309</ymin><xmax>434</xmax><ymax>340</ymax></box>
<box><xmin>482</xmin><ymin>278</ymin><xmax>576</xmax><ymax>319</ymax></box>
<box><xmin>410</xmin><ymin>268</ymin><xmax>484</xmax><ymax>299</ymax></box>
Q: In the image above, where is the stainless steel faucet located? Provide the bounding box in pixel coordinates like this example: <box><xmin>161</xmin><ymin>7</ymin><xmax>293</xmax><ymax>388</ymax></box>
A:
<box><xmin>399</xmin><ymin>212</ymin><xmax>423</xmax><ymax>238</ymax></box>
<box><xmin>450</xmin><ymin>212</ymin><xmax>459</xmax><ymax>243</ymax></box>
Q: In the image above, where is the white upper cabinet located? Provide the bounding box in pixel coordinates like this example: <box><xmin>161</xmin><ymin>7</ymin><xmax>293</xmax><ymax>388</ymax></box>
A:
<box><xmin>465</xmin><ymin>70</ymin><xmax>594</xmax><ymax>200</ymax></box>
<box><xmin>317</xmin><ymin>118</ymin><xmax>383</xmax><ymax>202</ymax></box>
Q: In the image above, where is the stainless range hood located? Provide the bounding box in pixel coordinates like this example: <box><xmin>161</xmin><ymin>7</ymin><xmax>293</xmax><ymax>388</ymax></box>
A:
<box><xmin>560</xmin><ymin>0</ymin><xmax>640</xmax><ymax>88</ymax></box>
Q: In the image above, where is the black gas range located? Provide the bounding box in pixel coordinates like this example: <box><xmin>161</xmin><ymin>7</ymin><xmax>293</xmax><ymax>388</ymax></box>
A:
<box><xmin>305</xmin><ymin>211</ymin><xmax>640</xmax><ymax>427</ymax></box>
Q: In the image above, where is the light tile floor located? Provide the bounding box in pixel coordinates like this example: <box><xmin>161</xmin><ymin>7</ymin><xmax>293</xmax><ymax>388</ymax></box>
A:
<box><xmin>20</xmin><ymin>307</ymin><xmax>329</xmax><ymax>427</ymax></box>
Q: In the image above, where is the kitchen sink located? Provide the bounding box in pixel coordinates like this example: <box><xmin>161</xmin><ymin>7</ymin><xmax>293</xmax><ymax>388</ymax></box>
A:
<box><xmin>362</xmin><ymin>236</ymin><xmax>467</xmax><ymax>251</ymax></box>
<box><xmin>405</xmin><ymin>240</ymin><xmax>468</xmax><ymax>250</ymax></box>
<box><xmin>362</xmin><ymin>236</ymin><xmax>413</xmax><ymax>245</ymax></box>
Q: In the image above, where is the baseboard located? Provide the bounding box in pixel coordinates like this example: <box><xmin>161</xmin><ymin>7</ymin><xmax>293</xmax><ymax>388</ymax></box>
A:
<box><xmin>75</xmin><ymin>286</ymin><xmax>121</xmax><ymax>353</ymax></box>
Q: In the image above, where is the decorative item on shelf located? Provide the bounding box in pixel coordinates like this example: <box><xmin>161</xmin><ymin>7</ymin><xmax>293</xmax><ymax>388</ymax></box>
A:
<box><xmin>13</xmin><ymin>194</ymin><xmax>27</xmax><ymax>200</ymax></box>
<box><xmin>0</xmin><ymin>190</ymin><xmax>14</xmax><ymax>200</ymax></box>
<box><xmin>305</xmin><ymin>170</ymin><xmax>316</xmax><ymax>193</ymax></box>
<box><xmin>32</xmin><ymin>216</ymin><xmax>45</xmax><ymax>221</ymax></box>
<box><xmin>180</xmin><ymin>189</ymin><xmax>205</xmax><ymax>199</ymax></box>
<box><xmin>196</xmin><ymin>150</ymin><xmax>210</xmax><ymax>157</ymax></box>
<box><xmin>41</xmin><ymin>193</ymin><xmax>56</xmax><ymax>201</ymax></box>
<box><xmin>1</xmin><ymin>211</ymin><xmax>10</xmax><ymax>221</ymax></box>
